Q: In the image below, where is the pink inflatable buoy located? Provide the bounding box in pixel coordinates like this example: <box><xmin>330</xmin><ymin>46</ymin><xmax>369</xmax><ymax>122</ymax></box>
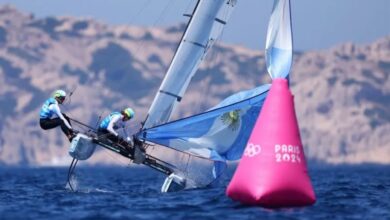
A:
<box><xmin>226</xmin><ymin>78</ymin><xmax>316</xmax><ymax>207</ymax></box>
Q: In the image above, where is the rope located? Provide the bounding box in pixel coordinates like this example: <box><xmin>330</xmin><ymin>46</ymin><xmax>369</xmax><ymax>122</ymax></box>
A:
<box><xmin>127</xmin><ymin>0</ymin><xmax>153</xmax><ymax>27</ymax></box>
<box><xmin>133</xmin><ymin>0</ymin><xmax>177</xmax><ymax>57</ymax></box>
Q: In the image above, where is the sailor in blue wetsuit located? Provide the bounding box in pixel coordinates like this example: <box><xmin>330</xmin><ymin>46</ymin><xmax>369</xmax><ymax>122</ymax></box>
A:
<box><xmin>39</xmin><ymin>90</ymin><xmax>74</xmax><ymax>141</ymax></box>
<box><xmin>98</xmin><ymin>108</ymin><xmax>135</xmax><ymax>145</ymax></box>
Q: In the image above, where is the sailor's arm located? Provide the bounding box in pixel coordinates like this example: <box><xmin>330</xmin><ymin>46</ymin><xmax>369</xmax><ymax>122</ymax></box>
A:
<box><xmin>119</xmin><ymin>122</ymin><xmax>133</xmax><ymax>144</ymax></box>
<box><xmin>106</xmin><ymin>115</ymin><xmax>121</xmax><ymax>136</ymax></box>
<box><xmin>51</xmin><ymin>104</ymin><xmax>72</xmax><ymax>129</ymax></box>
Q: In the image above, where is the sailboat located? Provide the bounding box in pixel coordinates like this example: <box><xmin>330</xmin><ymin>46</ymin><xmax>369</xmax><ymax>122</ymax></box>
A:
<box><xmin>69</xmin><ymin>0</ymin><xmax>293</xmax><ymax>193</ymax></box>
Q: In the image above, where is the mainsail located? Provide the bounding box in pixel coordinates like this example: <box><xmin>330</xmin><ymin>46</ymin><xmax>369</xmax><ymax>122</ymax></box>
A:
<box><xmin>143</xmin><ymin>0</ymin><xmax>237</xmax><ymax>129</ymax></box>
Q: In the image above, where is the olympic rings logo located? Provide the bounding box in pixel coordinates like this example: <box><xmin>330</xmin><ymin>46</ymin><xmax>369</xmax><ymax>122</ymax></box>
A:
<box><xmin>244</xmin><ymin>143</ymin><xmax>261</xmax><ymax>157</ymax></box>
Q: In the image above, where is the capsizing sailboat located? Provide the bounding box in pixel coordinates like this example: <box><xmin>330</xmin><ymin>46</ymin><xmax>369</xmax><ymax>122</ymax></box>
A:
<box><xmin>68</xmin><ymin>0</ymin><xmax>239</xmax><ymax>192</ymax></box>
<box><xmin>135</xmin><ymin>0</ymin><xmax>293</xmax><ymax>192</ymax></box>
<box><xmin>68</xmin><ymin>0</ymin><xmax>292</xmax><ymax>193</ymax></box>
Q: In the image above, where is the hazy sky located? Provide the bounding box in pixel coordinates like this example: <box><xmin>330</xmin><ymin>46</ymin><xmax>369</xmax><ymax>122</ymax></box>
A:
<box><xmin>1</xmin><ymin>0</ymin><xmax>389</xmax><ymax>51</ymax></box>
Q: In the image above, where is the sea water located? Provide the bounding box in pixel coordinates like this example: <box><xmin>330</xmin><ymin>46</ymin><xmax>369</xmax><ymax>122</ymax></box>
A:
<box><xmin>0</xmin><ymin>164</ymin><xmax>389</xmax><ymax>219</ymax></box>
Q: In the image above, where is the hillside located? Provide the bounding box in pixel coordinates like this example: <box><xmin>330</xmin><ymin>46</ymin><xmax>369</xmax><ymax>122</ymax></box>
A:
<box><xmin>0</xmin><ymin>6</ymin><xmax>388</xmax><ymax>166</ymax></box>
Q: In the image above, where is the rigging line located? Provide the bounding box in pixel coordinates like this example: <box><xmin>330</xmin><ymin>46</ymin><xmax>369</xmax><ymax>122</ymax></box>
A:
<box><xmin>201</xmin><ymin>26</ymin><xmax>225</xmax><ymax>107</ymax></box>
<box><xmin>126</xmin><ymin>0</ymin><xmax>152</xmax><ymax>27</ymax></box>
<box><xmin>141</xmin><ymin>0</ymin><xmax>200</xmax><ymax>130</ymax></box>
<box><xmin>196</xmin><ymin>46</ymin><xmax>220</xmax><ymax>111</ymax></box>
<box><xmin>141</xmin><ymin>0</ymin><xmax>201</xmax><ymax>129</ymax></box>
<box><xmin>59</xmin><ymin>86</ymin><xmax>78</xmax><ymax>127</ymax></box>
<box><xmin>151</xmin><ymin>0</ymin><xmax>177</xmax><ymax>30</ymax></box>
<box><xmin>63</xmin><ymin>85</ymin><xmax>77</xmax><ymax>106</ymax></box>
<box><xmin>60</xmin><ymin>87</ymin><xmax>93</xmax><ymax>134</ymax></box>
<box><xmin>94</xmin><ymin>111</ymin><xmax>105</xmax><ymax>131</ymax></box>
<box><xmin>193</xmin><ymin>1</ymin><xmax>232</xmax><ymax>113</ymax></box>
<box><xmin>207</xmin><ymin>3</ymin><xmax>230</xmax><ymax>60</ymax></box>
<box><xmin>210</xmin><ymin>0</ymin><xmax>234</xmax><ymax>54</ymax></box>
<box><xmin>133</xmin><ymin>0</ymin><xmax>177</xmax><ymax>57</ymax></box>
<box><xmin>216</xmin><ymin>3</ymin><xmax>231</xmax><ymax>45</ymax></box>
<box><xmin>70</xmin><ymin>118</ymin><xmax>95</xmax><ymax>131</ymax></box>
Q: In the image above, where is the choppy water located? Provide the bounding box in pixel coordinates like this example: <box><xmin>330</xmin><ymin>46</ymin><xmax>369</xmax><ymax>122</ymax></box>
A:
<box><xmin>0</xmin><ymin>164</ymin><xmax>389</xmax><ymax>219</ymax></box>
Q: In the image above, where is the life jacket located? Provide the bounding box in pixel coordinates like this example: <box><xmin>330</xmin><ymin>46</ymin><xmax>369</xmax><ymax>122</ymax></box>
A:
<box><xmin>99</xmin><ymin>112</ymin><xmax>121</xmax><ymax>129</ymax></box>
<box><xmin>39</xmin><ymin>98</ymin><xmax>58</xmax><ymax>119</ymax></box>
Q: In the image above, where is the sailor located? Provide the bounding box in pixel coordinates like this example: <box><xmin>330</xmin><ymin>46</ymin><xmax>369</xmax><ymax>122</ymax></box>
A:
<box><xmin>39</xmin><ymin>89</ymin><xmax>74</xmax><ymax>141</ymax></box>
<box><xmin>97</xmin><ymin>108</ymin><xmax>135</xmax><ymax>145</ymax></box>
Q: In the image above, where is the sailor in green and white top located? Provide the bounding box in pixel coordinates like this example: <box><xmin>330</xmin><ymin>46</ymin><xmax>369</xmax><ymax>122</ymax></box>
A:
<box><xmin>39</xmin><ymin>89</ymin><xmax>74</xmax><ymax>141</ymax></box>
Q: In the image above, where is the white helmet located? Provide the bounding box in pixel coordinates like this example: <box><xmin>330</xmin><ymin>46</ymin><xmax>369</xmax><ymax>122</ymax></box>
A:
<box><xmin>53</xmin><ymin>90</ymin><xmax>66</xmax><ymax>103</ymax></box>
<box><xmin>53</xmin><ymin>89</ymin><xmax>66</xmax><ymax>98</ymax></box>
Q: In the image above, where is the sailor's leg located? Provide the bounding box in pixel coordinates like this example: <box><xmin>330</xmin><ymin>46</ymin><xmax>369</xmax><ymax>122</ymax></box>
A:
<box><xmin>97</xmin><ymin>129</ymin><xmax>117</xmax><ymax>142</ymax></box>
<box><xmin>40</xmin><ymin>118</ymin><xmax>62</xmax><ymax>130</ymax></box>
<box><xmin>97</xmin><ymin>129</ymin><xmax>104</xmax><ymax>137</ymax></box>
<box><xmin>97</xmin><ymin>129</ymin><xmax>134</xmax><ymax>157</ymax></box>
<box><xmin>40</xmin><ymin>118</ymin><xmax>73</xmax><ymax>140</ymax></box>
<box><xmin>107</xmin><ymin>133</ymin><xmax>121</xmax><ymax>143</ymax></box>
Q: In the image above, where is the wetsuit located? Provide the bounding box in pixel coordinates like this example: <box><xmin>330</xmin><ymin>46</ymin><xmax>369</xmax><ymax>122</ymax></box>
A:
<box><xmin>39</xmin><ymin>97</ymin><xmax>73</xmax><ymax>139</ymax></box>
<box><xmin>98</xmin><ymin>112</ymin><xmax>127</xmax><ymax>144</ymax></box>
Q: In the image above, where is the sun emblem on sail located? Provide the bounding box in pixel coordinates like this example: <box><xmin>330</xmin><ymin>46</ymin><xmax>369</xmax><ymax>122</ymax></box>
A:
<box><xmin>221</xmin><ymin>110</ymin><xmax>240</xmax><ymax>131</ymax></box>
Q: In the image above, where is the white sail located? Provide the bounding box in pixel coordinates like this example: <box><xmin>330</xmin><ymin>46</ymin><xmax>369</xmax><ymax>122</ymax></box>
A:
<box><xmin>265</xmin><ymin>0</ymin><xmax>292</xmax><ymax>79</ymax></box>
<box><xmin>143</xmin><ymin>0</ymin><xmax>237</xmax><ymax>129</ymax></box>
